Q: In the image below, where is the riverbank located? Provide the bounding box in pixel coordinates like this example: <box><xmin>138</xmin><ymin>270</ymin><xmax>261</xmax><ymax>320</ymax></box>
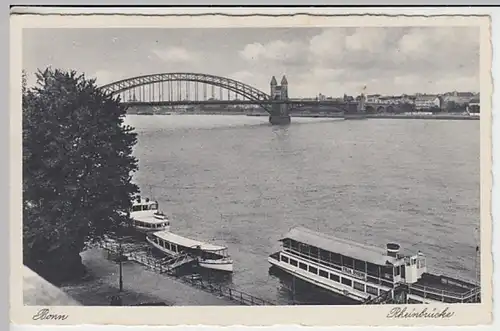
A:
<box><xmin>129</xmin><ymin>112</ymin><xmax>479</xmax><ymax>120</ymax></box>
<box><xmin>248</xmin><ymin>113</ymin><xmax>480</xmax><ymax>120</ymax></box>
<box><xmin>59</xmin><ymin>248</ymin><xmax>236</xmax><ymax>306</ymax></box>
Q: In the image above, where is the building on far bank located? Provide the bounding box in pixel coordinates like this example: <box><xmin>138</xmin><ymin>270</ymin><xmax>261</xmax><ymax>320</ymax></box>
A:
<box><xmin>414</xmin><ymin>95</ymin><xmax>441</xmax><ymax>110</ymax></box>
<box><xmin>468</xmin><ymin>98</ymin><xmax>480</xmax><ymax>113</ymax></box>
<box><xmin>442</xmin><ymin>91</ymin><xmax>476</xmax><ymax>105</ymax></box>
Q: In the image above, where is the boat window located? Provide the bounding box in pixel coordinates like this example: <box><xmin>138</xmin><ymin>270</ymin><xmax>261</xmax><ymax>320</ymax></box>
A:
<box><xmin>342</xmin><ymin>256</ymin><xmax>354</xmax><ymax>268</ymax></box>
<box><xmin>132</xmin><ymin>205</ymin><xmax>142</xmax><ymax>212</ymax></box>
<box><xmin>281</xmin><ymin>255</ymin><xmax>289</xmax><ymax>263</ymax></box>
<box><xmin>367</xmin><ymin>263</ymin><xmax>380</xmax><ymax>277</ymax></box>
<box><xmin>417</xmin><ymin>257</ymin><xmax>426</xmax><ymax>268</ymax></box>
<box><xmin>354</xmin><ymin>259</ymin><xmax>366</xmax><ymax>272</ymax></box>
<box><xmin>152</xmin><ymin>203</ymin><xmax>158</xmax><ymax>210</ymax></box>
<box><xmin>366</xmin><ymin>285</ymin><xmax>378</xmax><ymax>296</ymax></box>
<box><xmin>310</xmin><ymin>246</ymin><xmax>319</xmax><ymax>257</ymax></box>
<box><xmin>319</xmin><ymin>249</ymin><xmax>330</xmax><ymax>262</ymax></box>
<box><xmin>341</xmin><ymin>277</ymin><xmax>352</xmax><ymax>287</ymax></box>
<box><xmin>290</xmin><ymin>259</ymin><xmax>298</xmax><ymax>267</ymax></box>
<box><xmin>299</xmin><ymin>243</ymin><xmax>309</xmax><ymax>254</ymax></box>
<box><xmin>299</xmin><ymin>262</ymin><xmax>307</xmax><ymax>270</ymax></box>
<box><xmin>308</xmin><ymin>266</ymin><xmax>318</xmax><ymax>274</ymax></box>
<box><xmin>401</xmin><ymin>265</ymin><xmax>406</xmax><ymax>279</ymax></box>
<box><xmin>283</xmin><ymin>239</ymin><xmax>291</xmax><ymax>249</ymax></box>
<box><xmin>290</xmin><ymin>240</ymin><xmax>299</xmax><ymax>251</ymax></box>
<box><xmin>331</xmin><ymin>252</ymin><xmax>342</xmax><ymax>264</ymax></box>
<box><xmin>395</xmin><ymin>266</ymin><xmax>401</xmax><ymax>276</ymax></box>
<box><xmin>353</xmin><ymin>281</ymin><xmax>365</xmax><ymax>292</ymax></box>
<box><xmin>382</xmin><ymin>266</ymin><xmax>394</xmax><ymax>280</ymax></box>
<box><xmin>329</xmin><ymin>273</ymin><xmax>340</xmax><ymax>282</ymax></box>
<box><xmin>172</xmin><ymin>245</ymin><xmax>177</xmax><ymax>253</ymax></box>
<box><xmin>319</xmin><ymin>269</ymin><xmax>328</xmax><ymax>278</ymax></box>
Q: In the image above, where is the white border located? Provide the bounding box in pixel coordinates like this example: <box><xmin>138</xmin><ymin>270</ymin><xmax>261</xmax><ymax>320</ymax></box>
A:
<box><xmin>9</xmin><ymin>6</ymin><xmax>498</xmax><ymax>329</ymax></box>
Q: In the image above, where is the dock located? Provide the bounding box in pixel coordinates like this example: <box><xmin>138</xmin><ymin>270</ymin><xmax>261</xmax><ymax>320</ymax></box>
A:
<box><xmin>97</xmin><ymin>240</ymin><xmax>276</xmax><ymax>306</ymax></box>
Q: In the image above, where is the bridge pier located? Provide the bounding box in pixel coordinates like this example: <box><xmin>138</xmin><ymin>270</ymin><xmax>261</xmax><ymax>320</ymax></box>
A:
<box><xmin>344</xmin><ymin>93</ymin><xmax>367</xmax><ymax>120</ymax></box>
<box><xmin>269</xmin><ymin>75</ymin><xmax>291</xmax><ymax>125</ymax></box>
<box><xmin>269</xmin><ymin>115</ymin><xmax>291</xmax><ymax>125</ymax></box>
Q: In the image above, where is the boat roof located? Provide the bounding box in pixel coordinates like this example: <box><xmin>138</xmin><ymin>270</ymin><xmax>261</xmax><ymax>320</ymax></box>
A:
<box><xmin>153</xmin><ymin>231</ymin><xmax>227</xmax><ymax>252</ymax></box>
<box><xmin>281</xmin><ymin>227</ymin><xmax>397</xmax><ymax>266</ymax></box>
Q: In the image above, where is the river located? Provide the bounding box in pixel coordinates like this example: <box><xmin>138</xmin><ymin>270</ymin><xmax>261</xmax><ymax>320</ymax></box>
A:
<box><xmin>124</xmin><ymin>114</ymin><xmax>480</xmax><ymax>305</ymax></box>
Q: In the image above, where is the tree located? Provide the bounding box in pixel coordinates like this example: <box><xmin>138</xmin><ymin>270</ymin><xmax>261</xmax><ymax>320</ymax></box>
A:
<box><xmin>23</xmin><ymin>68</ymin><xmax>139</xmax><ymax>284</ymax></box>
<box><xmin>22</xmin><ymin>70</ymin><xmax>27</xmax><ymax>94</ymax></box>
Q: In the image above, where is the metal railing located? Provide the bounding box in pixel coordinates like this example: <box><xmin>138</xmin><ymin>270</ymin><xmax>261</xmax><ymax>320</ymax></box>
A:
<box><xmin>179</xmin><ymin>275</ymin><xmax>277</xmax><ymax>306</ymax></box>
<box><xmin>407</xmin><ymin>283</ymin><xmax>480</xmax><ymax>302</ymax></box>
<box><xmin>97</xmin><ymin>240</ymin><xmax>276</xmax><ymax>306</ymax></box>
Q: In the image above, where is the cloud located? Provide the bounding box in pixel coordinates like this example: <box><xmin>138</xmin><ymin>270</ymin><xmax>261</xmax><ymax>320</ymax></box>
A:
<box><xmin>152</xmin><ymin>47</ymin><xmax>199</xmax><ymax>63</ymax></box>
<box><xmin>239</xmin><ymin>40</ymin><xmax>308</xmax><ymax>66</ymax></box>
<box><xmin>238</xmin><ymin>26</ymin><xmax>479</xmax><ymax>95</ymax></box>
<box><xmin>90</xmin><ymin>69</ymin><xmax>116</xmax><ymax>86</ymax></box>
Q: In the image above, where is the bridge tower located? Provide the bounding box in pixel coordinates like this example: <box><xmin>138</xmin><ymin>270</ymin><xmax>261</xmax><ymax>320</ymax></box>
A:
<box><xmin>269</xmin><ymin>75</ymin><xmax>291</xmax><ymax>125</ymax></box>
<box><xmin>357</xmin><ymin>93</ymin><xmax>366</xmax><ymax>112</ymax></box>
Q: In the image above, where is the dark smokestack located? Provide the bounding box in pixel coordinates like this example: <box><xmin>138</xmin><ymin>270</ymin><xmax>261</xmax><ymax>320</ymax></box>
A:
<box><xmin>386</xmin><ymin>243</ymin><xmax>400</xmax><ymax>258</ymax></box>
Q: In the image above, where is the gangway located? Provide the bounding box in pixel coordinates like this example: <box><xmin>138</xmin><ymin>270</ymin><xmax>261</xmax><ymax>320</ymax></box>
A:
<box><xmin>163</xmin><ymin>253</ymin><xmax>197</xmax><ymax>270</ymax></box>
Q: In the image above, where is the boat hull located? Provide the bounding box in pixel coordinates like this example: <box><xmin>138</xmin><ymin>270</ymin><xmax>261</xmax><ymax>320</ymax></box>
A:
<box><xmin>199</xmin><ymin>259</ymin><xmax>234</xmax><ymax>272</ymax></box>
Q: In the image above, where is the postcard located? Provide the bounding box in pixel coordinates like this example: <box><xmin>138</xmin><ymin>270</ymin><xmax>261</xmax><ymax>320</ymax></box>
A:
<box><xmin>10</xmin><ymin>7</ymin><xmax>493</xmax><ymax>327</ymax></box>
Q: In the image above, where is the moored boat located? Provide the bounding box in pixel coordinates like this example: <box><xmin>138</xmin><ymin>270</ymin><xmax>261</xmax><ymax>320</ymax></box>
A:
<box><xmin>269</xmin><ymin>226</ymin><xmax>480</xmax><ymax>304</ymax></box>
<box><xmin>129</xmin><ymin>197</ymin><xmax>170</xmax><ymax>233</ymax></box>
<box><xmin>146</xmin><ymin>230</ymin><xmax>233</xmax><ymax>272</ymax></box>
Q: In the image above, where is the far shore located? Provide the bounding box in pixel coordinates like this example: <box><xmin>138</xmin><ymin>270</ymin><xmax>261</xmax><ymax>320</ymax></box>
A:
<box><xmin>127</xmin><ymin>111</ymin><xmax>480</xmax><ymax>121</ymax></box>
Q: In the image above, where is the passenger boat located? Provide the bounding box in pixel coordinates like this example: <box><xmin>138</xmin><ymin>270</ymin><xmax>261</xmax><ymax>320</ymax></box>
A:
<box><xmin>268</xmin><ymin>227</ymin><xmax>480</xmax><ymax>304</ymax></box>
<box><xmin>146</xmin><ymin>230</ymin><xmax>233</xmax><ymax>272</ymax></box>
<box><xmin>129</xmin><ymin>197</ymin><xmax>170</xmax><ymax>233</ymax></box>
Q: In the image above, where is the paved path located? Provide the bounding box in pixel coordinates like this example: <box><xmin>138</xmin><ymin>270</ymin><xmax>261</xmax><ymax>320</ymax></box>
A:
<box><xmin>61</xmin><ymin>248</ymin><xmax>236</xmax><ymax>306</ymax></box>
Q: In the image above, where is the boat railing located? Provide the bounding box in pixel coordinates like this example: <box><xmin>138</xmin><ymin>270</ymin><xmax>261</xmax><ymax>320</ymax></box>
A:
<box><xmin>407</xmin><ymin>283</ymin><xmax>480</xmax><ymax>301</ymax></box>
<box><xmin>269</xmin><ymin>252</ymin><xmax>280</xmax><ymax>260</ymax></box>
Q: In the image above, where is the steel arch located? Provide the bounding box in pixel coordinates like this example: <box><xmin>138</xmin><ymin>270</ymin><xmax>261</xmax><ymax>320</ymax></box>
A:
<box><xmin>99</xmin><ymin>72</ymin><xmax>271</xmax><ymax>103</ymax></box>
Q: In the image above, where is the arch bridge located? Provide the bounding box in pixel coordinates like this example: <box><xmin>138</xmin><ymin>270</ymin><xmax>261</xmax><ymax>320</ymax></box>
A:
<box><xmin>99</xmin><ymin>72</ymin><xmax>362</xmax><ymax>124</ymax></box>
<box><xmin>99</xmin><ymin>72</ymin><xmax>272</xmax><ymax>109</ymax></box>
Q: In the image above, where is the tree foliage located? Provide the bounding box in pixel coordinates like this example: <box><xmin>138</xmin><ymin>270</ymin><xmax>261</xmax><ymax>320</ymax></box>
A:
<box><xmin>23</xmin><ymin>68</ymin><xmax>139</xmax><ymax>283</ymax></box>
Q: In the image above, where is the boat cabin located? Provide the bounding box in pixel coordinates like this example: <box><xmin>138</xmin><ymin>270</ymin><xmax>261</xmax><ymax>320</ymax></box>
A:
<box><xmin>131</xmin><ymin>197</ymin><xmax>159</xmax><ymax>212</ymax></box>
<box><xmin>129</xmin><ymin>196</ymin><xmax>169</xmax><ymax>232</ymax></box>
<box><xmin>278</xmin><ymin>227</ymin><xmax>426</xmax><ymax>288</ymax></box>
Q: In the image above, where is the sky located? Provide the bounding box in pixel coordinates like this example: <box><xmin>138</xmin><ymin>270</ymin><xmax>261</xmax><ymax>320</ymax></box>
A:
<box><xmin>23</xmin><ymin>27</ymin><xmax>480</xmax><ymax>98</ymax></box>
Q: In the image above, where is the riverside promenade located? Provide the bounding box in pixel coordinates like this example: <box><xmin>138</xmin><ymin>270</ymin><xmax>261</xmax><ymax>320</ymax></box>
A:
<box><xmin>60</xmin><ymin>248</ymin><xmax>237</xmax><ymax>306</ymax></box>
